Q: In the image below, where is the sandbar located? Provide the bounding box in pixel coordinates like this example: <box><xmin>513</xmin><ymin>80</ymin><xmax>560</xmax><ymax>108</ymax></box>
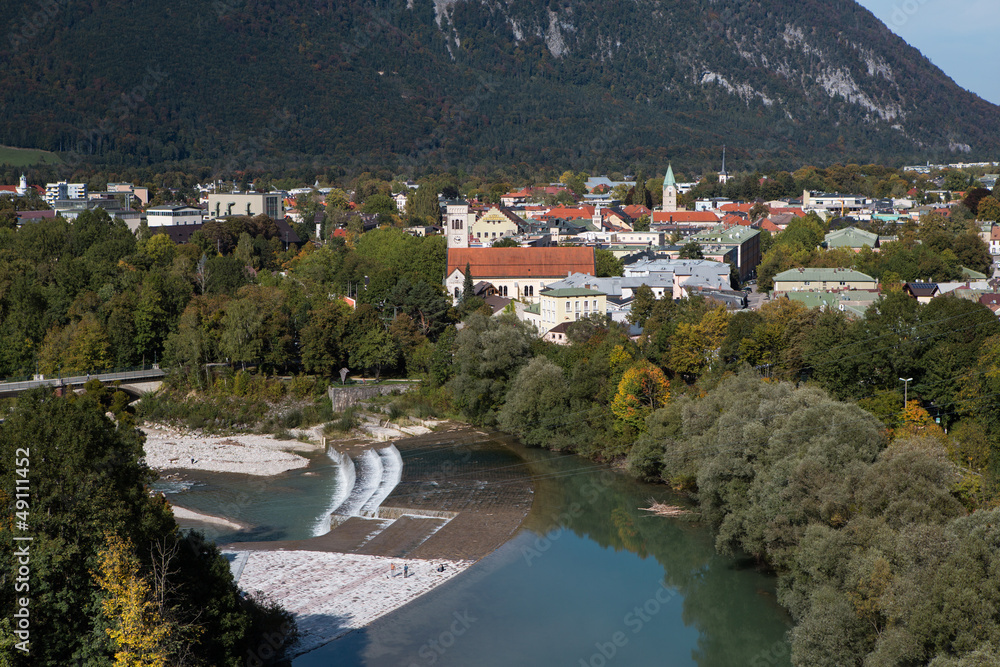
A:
<box><xmin>225</xmin><ymin>549</ymin><xmax>472</xmax><ymax>656</ymax></box>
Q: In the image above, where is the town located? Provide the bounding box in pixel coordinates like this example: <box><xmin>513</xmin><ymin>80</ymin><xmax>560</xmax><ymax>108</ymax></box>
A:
<box><xmin>4</xmin><ymin>158</ymin><xmax>999</xmax><ymax>345</ymax></box>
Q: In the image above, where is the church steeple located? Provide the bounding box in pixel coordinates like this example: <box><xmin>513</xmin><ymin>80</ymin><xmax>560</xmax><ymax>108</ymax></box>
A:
<box><xmin>661</xmin><ymin>163</ymin><xmax>677</xmax><ymax>213</ymax></box>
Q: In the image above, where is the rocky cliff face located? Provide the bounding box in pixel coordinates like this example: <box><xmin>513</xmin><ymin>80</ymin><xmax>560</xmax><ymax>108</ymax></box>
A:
<box><xmin>1</xmin><ymin>0</ymin><xmax>995</xmax><ymax>170</ymax></box>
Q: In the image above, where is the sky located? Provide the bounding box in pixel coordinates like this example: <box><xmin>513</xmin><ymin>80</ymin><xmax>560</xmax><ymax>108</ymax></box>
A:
<box><xmin>855</xmin><ymin>0</ymin><xmax>1000</xmax><ymax>105</ymax></box>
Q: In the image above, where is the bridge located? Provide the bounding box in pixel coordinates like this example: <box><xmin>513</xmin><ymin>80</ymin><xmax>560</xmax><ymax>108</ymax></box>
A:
<box><xmin>0</xmin><ymin>366</ymin><xmax>166</xmax><ymax>399</ymax></box>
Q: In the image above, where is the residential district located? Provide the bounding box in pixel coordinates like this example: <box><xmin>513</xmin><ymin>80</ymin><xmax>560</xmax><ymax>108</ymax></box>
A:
<box><xmin>3</xmin><ymin>159</ymin><xmax>1000</xmax><ymax>345</ymax></box>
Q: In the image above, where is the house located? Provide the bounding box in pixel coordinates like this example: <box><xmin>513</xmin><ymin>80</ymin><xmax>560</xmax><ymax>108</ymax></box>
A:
<box><xmin>825</xmin><ymin>227</ymin><xmax>880</xmax><ymax>252</ymax></box>
<box><xmin>596</xmin><ymin>206</ymin><xmax>635</xmax><ymax>231</ymax></box>
<box><xmin>624</xmin><ymin>258</ymin><xmax>732</xmax><ymax>298</ymax></box>
<box><xmin>784</xmin><ymin>290</ymin><xmax>878</xmax><ymax>318</ymax></box>
<box><xmin>688</xmin><ymin>224</ymin><xmax>761</xmax><ymax>281</ymax></box>
<box><xmin>542</xmin><ymin>321</ymin><xmax>574</xmax><ymax>345</ymax></box>
<box><xmin>622</xmin><ymin>204</ymin><xmax>651</xmax><ymax>221</ymax></box>
<box><xmin>772</xmin><ymin>268</ymin><xmax>878</xmax><ymax>294</ymax></box>
<box><xmin>979</xmin><ymin>293</ymin><xmax>1000</xmax><ymax>315</ymax></box>
<box><xmin>537</xmin><ymin>286</ymin><xmax>607</xmax><ymax>334</ymax></box>
<box><xmin>445</xmin><ymin>247</ymin><xmax>595</xmax><ymax>302</ymax></box>
<box><xmin>500</xmin><ymin>188</ymin><xmax>532</xmax><ymax>207</ymax></box>
<box><xmin>146</xmin><ymin>205</ymin><xmax>206</xmax><ymax>227</ymax></box>
<box><xmin>584</xmin><ymin>176</ymin><xmax>636</xmax><ymax>192</ymax></box>
<box><xmin>765</xmin><ymin>213</ymin><xmax>798</xmax><ymax>231</ymax></box>
<box><xmin>802</xmin><ymin>191</ymin><xmax>868</xmax><ymax>213</ymax></box>
<box><xmin>44</xmin><ymin>181</ymin><xmax>87</xmax><ymax>206</ymax></box>
<box><xmin>107</xmin><ymin>182</ymin><xmax>150</xmax><ymax>206</ymax></box>
<box><xmin>904</xmin><ymin>282</ymin><xmax>940</xmax><ymax>304</ymax></box>
<box><xmin>393</xmin><ymin>191</ymin><xmax>408</xmax><ymax>214</ymax></box>
<box><xmin>206</xmin><ymin>192</ymin><xmax>284</xmax><ymax>220</ymax></box>
<box><xmin>15</xmin><ymin>210</ymin><xmax>56</xmax><ymax>224</ymax></box>
<box><xmin>694</xmin><ymin>198</ymin><xmax>734</xmax><ymax>211</ymax></box>
<box><xmin>471</xmin><ymin>206</ymin><xmax>525</xmax><ymax>242</ymax></box>
<box><xmin>990</xmin><ymin>226</ymin><xmax>1000</xmax><ymax>256</ymax></box>
<box><xmin>650</xmin><ymin>211</ymin><xmax>721</xmax><ymax>227</ymax></box>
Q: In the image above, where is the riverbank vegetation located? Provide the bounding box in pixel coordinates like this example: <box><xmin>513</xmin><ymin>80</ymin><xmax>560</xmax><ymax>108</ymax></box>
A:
<box><xmin>0</xmin><ymin>387</ymin><xmax>296</xmax><ymax>665</ymax></box>
<box><xmin>415</xmin><ymin>296</ymin><xmax>1000</xmax><ymax>664</ymax></box>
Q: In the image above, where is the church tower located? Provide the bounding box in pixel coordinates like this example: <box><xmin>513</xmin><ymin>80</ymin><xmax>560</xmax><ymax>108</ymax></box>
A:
<box><xmin>718</xmin><ymin>146</ymin><xmax>729</xmax><ymax>185</ymax></box>
<box><xmin>661</xmin><ymin>164</ymin><xmax>677</xmax><ymax>213</ymax></box>
<box><xmin>445</xmin><ymin>200</ymin><xmax>470</xmax><ymax>249</ymax></box>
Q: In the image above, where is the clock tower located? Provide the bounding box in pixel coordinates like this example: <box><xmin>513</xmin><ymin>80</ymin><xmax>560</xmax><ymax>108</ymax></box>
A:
<box><xmin>445</xmin><ymin>200</ymin><xmax>471</xmax><ymax>249</ymax></box>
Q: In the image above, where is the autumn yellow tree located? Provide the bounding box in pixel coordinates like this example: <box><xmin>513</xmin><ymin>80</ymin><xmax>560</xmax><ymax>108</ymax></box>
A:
<box><xmin>611</xmin><ymin>360</ymin><xmax>670</xmax><ymax>434</ymax></box>
<box><xmin>893</xmin><ymin>399</ymin><xmax>945</xmax><ymax>441</ymax></box>
<box><xmin>94</xmin><ymin>533</ymin><xmax>171</xmax><ymax>667</ymax></box>
<box><xmin>668</xmin><ymin>306</ymin><xmax>729</xmax><ymax>377</ymax></box>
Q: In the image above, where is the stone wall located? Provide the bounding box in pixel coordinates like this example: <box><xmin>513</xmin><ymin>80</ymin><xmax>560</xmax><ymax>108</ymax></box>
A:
<box><xmin>328</xmin><ymin>383</ymin><xmax>417</xmax><ymax>412</ymax></box>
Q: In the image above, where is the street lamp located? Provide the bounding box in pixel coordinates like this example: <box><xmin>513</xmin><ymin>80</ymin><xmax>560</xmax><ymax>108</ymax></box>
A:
<box><xmin>899</xmin><ymin>377</ymin><xmax>913</xmax><ymax>408</ymax></box>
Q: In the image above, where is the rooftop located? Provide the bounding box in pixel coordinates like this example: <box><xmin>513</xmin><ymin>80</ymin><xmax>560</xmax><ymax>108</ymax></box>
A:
<box><xmin>773</xmin><ymin>267</ymin><xmax>877</xmax><ymax>283</ymax></box>
<box><xmin>540</xmin><ymin>287</ymin><xmax>605</xmax><ymax>298</ymax></box>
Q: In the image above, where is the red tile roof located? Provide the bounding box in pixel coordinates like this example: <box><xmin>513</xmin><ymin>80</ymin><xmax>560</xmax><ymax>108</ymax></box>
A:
<box><xmin>622</xmin><ymin>205</ymin><xmax>651</xmax><ymax>218</ymax></box>
<box><xmin>545</xmin><ymin>206</ymin><xmax>594</xmax><ymax>220</ymax></box>
<box><xmin>720</xmin><ymin>203</ymin><xmax>753</xmax><ymax>213</ymax></box>
<box><xmin>722</xmin><ymin>214</ymin><xmax>750</xmax><ymax>227</ymax></box>
<box><xmin>769</xmin><ymin>207</ymin><xmax>806</xmax><ymax>217</ymax></box>
<box><xmin>760</xmin><ymin>219</ymin><xmax>781</xmax><ymax>233</ymax></box>
<box><xmin>650</xmin><ymin>211</ymin><xmax>720</xmax><ymax>224</ymax></box>
<box><xmin>447</xmin><ymin>247</ymin><xmax>595</xmax><ymax>279</ymax></box>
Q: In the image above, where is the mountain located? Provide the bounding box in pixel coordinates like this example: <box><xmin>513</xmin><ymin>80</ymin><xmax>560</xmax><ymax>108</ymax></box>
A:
<box><xmin>1</xmin><ymin>0</ymin><xmax>998</xmax><ymax>174</ymax></box>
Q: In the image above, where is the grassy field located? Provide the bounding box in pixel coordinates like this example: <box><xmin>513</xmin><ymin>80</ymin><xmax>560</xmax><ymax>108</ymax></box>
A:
<box><xmin>0</xmin><ymin>145</ymin><xmax>62</xmax><ymax>167</ymax></box>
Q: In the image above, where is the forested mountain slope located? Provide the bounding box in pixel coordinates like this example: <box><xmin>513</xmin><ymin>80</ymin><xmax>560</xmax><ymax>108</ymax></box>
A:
<box><xmin>1</xmin><ymin>0</ymin><xmax>997</xmax><ymax>172</ymax></box>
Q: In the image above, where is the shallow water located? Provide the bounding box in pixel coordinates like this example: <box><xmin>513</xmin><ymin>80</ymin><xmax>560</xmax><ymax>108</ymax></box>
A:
<box><xmin>157</xmin><ymin>438</ymin><xmax>792</xmax><ymax>666</ymax></box>
<box><xmin>152</xmin><ymin>448</ymin><xmax>342</xmax><ymax>543</ymax></box>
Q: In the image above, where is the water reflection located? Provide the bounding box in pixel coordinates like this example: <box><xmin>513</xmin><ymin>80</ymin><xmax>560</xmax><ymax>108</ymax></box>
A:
<box><xmin>298</xmin><ymin>437</ymin><xmax>791</xmax><ymax>666</ymax></box>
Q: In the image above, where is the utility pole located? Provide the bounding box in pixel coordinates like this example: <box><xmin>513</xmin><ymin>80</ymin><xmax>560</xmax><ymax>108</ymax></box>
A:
<box><xmin>899</xmin><ymin>377</ymin><xmax>913</xmax><ymax>408</ymax></box>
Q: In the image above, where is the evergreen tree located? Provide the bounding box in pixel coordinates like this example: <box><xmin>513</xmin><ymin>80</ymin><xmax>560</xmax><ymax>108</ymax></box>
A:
<box><xmin>633</xmin><ymin>170</ymin><xmax>648</xmax><ymax>209</ymax></box>
<box><xmin>462</xmin><ymin>262</ymin><xmax>474</xmax><ymax>303</ymax></box>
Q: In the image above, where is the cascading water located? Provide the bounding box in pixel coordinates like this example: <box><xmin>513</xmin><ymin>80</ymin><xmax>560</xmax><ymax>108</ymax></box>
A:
<box><xmin>333</xmin><ymin>449</ymin><xmax>383</xmax><ymax>517</ymax></box>
<box><xmin>360</xmin><ymin>445</ymin><xmax>403</xmax><ymax>517</ymax></box>
<box><xmin>313</xmin><ymin>448</ymin><xmax>357</xmax><ymax>537</ymax></box>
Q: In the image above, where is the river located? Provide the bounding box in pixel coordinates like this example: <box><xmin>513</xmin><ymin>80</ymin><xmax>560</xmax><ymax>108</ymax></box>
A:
<box><xmin>156</xmin><ymin>434</ymin><xmax>792</xmax><ymax>667</ymax></box>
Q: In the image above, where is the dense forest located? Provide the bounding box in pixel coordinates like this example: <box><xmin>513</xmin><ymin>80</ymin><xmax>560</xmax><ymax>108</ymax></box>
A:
<box><xmin>0</xmin><ymin>386</ymin><xmax>295</xmax><ymax>665</ymax></box>
<box><xmin>1</xmin><ymin>0</ymin><xmax>998</xmax><ymax>174</ymax></box>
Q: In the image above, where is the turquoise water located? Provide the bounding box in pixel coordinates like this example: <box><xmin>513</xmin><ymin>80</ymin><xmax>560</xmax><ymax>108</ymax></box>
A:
<box><xmin>153</xmin><ymin>449</ymin><xmax>341</xmax><ymax>543</ymax></box>
<box><xmin>157</xmin><ymin>441</ymin><xmax>792</xmax><ymax>666</ymax></box>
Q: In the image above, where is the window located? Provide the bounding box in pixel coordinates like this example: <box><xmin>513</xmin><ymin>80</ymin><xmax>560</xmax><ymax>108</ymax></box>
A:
<box><xmin>565</xmin><ymin>302</ymin><xmax>571</xmax><ymax>313</ymax></box>
<box><xmin>454</xmin><ymin>287</ymin><xmax>460</xmax><ymax>298</ymax></box>
<box><xmin>575</xmin><ymin>301</ymin><xmax>580</xmax><ymax>312</ymax></box>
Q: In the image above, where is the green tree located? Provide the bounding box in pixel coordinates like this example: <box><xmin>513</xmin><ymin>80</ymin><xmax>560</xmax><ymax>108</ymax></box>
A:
<box><xmin>631</xmin><ymin>214</ymin><xmax>650</xmax><ymax>232</ymax></box>
<box><xmin>628</xmin><ymin>284</ymin><xmax>656</xmax><ymax>328</ymax></box>
<box><xmin>632</xmin><ymin>170</ymin><xmax>649</xmax><ymax>208</ymax></box>
<box><xmin>301</xmin><ymin>300</ymin><xmax>352</xmax><ymax>376</ymax></box>
<box><xmin>219</xmin><ymin>296</ymin><xmax>266</xmax><ymax>369</ymax></box>
<box><xmin>678</xmin><ymin>241</ymin><xmax>703</xmax><ymax>259</ymax></box>
<box><xmin>595</xmin><ymin>248</ymin><xmax>624</xmax><ymax>277</ymax></box>
<box><xmin>462</xmin><ymin>262</ymin><xmax>474</xmax><ymax>303</ymax></box>
<box><xmin>977</xmin><ymin>195</ymin><xmax>1000</xmax><ymax>222</ymax></box>
<box><xmin>325</xmin><ymin>187</ymin><xmax>349</xmax><ymax>211</ymax></box>
<box><xmin>497</xmin><ymin>356</ymin><xmax>574</xmax><ymax>448</ymax></box>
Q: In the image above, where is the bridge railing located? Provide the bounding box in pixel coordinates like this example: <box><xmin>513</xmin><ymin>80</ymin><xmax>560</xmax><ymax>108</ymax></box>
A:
<box><xmin>0</xmin><ymin>364</ymin><xmax>164</xmax><ymax>385</ymax></box>
<box><xmin>0</xmin><ymin>365</ymin><xmax>166</xmax><ymax>395</ymax></box>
